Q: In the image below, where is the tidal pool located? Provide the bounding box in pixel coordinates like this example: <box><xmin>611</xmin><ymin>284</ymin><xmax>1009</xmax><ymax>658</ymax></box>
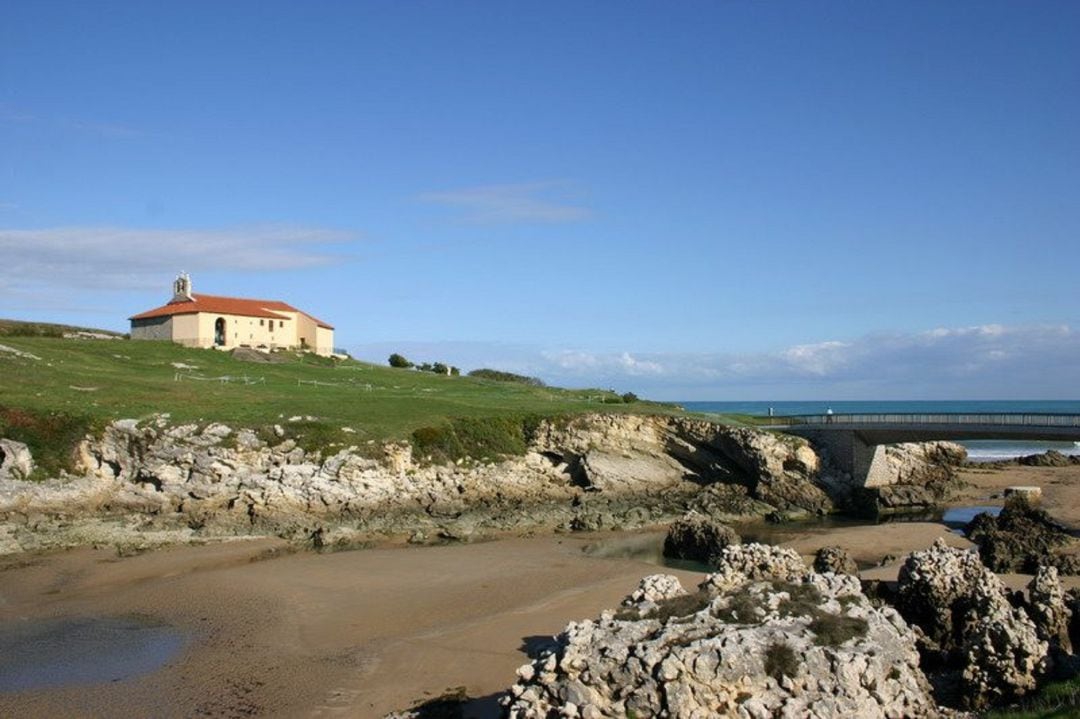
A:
<box><xmin>0</xmin><ymin>616</ymin><xmax>186</xmax><ymax>692</ymax></box>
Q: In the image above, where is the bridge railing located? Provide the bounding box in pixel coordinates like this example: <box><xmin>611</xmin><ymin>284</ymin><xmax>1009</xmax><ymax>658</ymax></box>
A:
<box><xmin>775</xmin><ymin>413</ymin><xmax>1080</xmax><ymax>428</ymax></box>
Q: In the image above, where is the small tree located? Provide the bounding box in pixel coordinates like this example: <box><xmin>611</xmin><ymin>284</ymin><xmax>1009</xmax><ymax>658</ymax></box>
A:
<box><xmin>450</xmin><ymin>366</ymin><xmax>460</xmax><ymax>376</ymax></box>
<box><xmin>388</xmin><ymin>353</ymin><xmax>413</xmax><ymax>369</ymax></box>
<box><xmin>622</xmin><ymin>392</ymin><xmax>639</xmax><ymax>403</ymax></box>
<box><xmin>432</xmin><ymin>362</ymin><xmax>449</xmax><ymax>375</ymax></box>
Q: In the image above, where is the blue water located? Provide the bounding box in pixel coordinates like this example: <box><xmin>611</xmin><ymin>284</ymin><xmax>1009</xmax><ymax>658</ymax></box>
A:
<box><xmin>0</xmin><ymin>616</ymin><xmax>185</xmax><ymax>692</ymax></box>
<box><xmin>682</xmin><ymin>400</ymin><xmax>1080</xmax><ymax>462</ymax></box>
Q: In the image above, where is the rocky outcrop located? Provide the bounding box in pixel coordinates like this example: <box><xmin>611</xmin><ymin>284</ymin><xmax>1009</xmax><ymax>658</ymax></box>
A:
<box><xmin>0</xmin><ymin>439</ymin><xmax>34</xmax><ymax>481</ymax></box>
<box><xmin>661</xmin><ymin>511</ymin><xmax>739</xmax><ymax>565</ymax></box>
<box><xmin>964</xmin><ymin>497</ymin><xmax>1077</xmax><ymax>574</ymax></box>
<box><xmin>1026</xmin><ymin>566</ymin><xmax>1073</xmax><ymax>655</ymax></box>
<box><xmin>504</xmin><ymin>544</ymin><xmax>939</xmax><ymax>718</ymax></box>
<box><xmin>865</xmin><ymin>442</ymin><xmax>967</xmax><ymax>516</ymax></box>
<box><xmin>814</xmin><ymin>545</ymin><xmax>859</xmax><ymax>576</ymax></box>
<box><xmin>896</xmin><ymin>539</ymin><xmax>1049</xmax><ymax>708</ymax></box>
<box><xmin>0</xmin><ymin>414</ymin><xmax>960</xmax><ymax>554</ymax></box>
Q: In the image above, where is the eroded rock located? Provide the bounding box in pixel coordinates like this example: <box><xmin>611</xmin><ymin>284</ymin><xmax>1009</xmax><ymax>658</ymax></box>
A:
<box><xmin>662</xmin><ymin>511</ymin><xmax>739</xmax><ymax>565</ymax></box>
<box><xmin>504</xmin><ymin>549</ymin><xmax>938</xmax><ymax>719</ymax></box>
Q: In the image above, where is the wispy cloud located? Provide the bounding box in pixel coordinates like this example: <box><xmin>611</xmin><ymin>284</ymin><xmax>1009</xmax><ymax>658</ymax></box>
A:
<box><xmin>417</xmin><ymin>181</ymin><xmax>591</xmax><ymax>224</ymax></box>
<box><xmin>355</xmin><ymin>324</ymin><xmax>1080</xmax><ymax>399</ymax></box>
<box><xmin>0</xmin><ymin>225</ymin><xmax>352</xmax><ymax>293</ymax></box>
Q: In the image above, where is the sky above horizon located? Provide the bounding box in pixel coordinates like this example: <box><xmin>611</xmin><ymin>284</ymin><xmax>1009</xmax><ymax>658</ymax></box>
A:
<box><xmin>2</xmin><ymin>1</ymin><xmax>1078</xmax><ymax>401</ymax></box>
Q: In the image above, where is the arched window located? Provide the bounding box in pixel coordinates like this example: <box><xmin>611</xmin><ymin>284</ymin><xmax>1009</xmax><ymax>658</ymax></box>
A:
<box><xmin>214</xmin><ymin>317</ymin><xmax>226</xmax><ymax>346</ymax></box>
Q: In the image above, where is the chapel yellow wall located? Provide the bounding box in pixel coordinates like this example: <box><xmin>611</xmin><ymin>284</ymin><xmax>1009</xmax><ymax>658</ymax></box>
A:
<box><xmin>192</xmin><ymin>312</ymin><xmax>295</xmax><ymax>350</ymax></box>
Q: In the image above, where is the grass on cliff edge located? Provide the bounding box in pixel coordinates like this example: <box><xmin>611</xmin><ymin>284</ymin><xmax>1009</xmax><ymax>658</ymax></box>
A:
<box><xmin>0</xmin><ymin>331</ymin><xmax>689</xmax><ymax>473</ymax></box>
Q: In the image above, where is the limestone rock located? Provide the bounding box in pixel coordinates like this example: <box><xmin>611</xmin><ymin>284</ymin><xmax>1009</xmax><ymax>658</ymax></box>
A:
<box><xmin>1026</xmin><ymin>565</ymin><xmax>1072</xmax><ymax>654</ymax></box>
<box><xmin>896</xmin><ymin>538</ymin><xmax>1048</xmax><ymax>708</ymax></box>
<box><xmin>964</xmin><ymin>496</ymin><xmax>1075</xmax><ymax>573</ymax></box>
<box><xmin>662</xmin><ymin>511</ymin><xmax>739</xmax><ymax>565</ymax></box>
<box><xmin>813</xmin><ymin>545</ymin><xmax>859</xmax><ymax>576</ymax></box>
<box><xmin>0</xmin><ymin>439</ymin><xmax>35</xmax><ymax>481</ymax></box>
<box><xmin>505</xmin><ymin>552</ymin><xmax>938</xmax><ymax>719</ymax></box>
<box><xmin>699</xmin><ymin>543</ymin><xmax>808</xmax><ymax>595</ymax></box>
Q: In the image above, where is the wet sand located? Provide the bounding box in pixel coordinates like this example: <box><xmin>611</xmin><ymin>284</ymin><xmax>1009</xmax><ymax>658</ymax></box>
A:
<box><xmin>2</xmin><ymin>462</ymin><xmax>1079</xmax><ymax>718</ymax></box>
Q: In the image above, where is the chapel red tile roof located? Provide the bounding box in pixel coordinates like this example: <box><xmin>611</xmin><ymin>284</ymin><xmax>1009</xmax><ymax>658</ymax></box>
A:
<box><xmin>129</xmin><ymin>293</ymin><xmax>334</xmax><ymax>329</ymax></box>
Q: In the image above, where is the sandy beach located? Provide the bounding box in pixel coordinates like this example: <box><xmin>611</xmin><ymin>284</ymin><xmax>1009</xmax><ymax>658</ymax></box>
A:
<box><xmin>2</xmin><ymin>462</ymin><xmax>1079</xmax><ymax>718</ymax></box>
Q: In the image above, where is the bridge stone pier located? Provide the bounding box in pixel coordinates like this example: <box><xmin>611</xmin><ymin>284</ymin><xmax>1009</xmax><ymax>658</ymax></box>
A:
<box><xmin>778</xmin><ymin>414</ymin><xmax>1080</xmax><ymax>488</ymax></box>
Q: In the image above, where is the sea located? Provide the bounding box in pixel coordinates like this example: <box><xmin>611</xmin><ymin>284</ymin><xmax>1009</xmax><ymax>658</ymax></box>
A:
<box><xmin>680</xmin><ymin>400</ymin><xmax>1080</xmax><ymax>463</ymax></box>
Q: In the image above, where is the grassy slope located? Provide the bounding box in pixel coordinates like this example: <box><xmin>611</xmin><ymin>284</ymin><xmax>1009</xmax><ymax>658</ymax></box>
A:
<box><xmin>0</xmin><ymin>333</ymin><xmax>691</xmax><ymax>472</ymax></box>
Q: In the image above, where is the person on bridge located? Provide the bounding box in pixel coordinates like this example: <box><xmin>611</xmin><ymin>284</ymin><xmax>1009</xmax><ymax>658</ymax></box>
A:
<box><xmin>826</xmin><ymin>407</ymin><xmax>834</xmax><ymax>423</ymax></box>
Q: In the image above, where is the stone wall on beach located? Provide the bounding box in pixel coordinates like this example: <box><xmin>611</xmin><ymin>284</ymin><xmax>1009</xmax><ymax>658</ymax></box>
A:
<box><xmin>0</xmin><ymin>414</ymin><xmax>963</xmax><ymax>554</ymax></box>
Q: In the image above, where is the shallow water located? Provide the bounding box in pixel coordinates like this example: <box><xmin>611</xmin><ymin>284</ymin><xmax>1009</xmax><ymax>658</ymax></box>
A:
<box><xmin>0</xmin><ymin>616</ymin><xmax>185</xmax><ymax>692</ymax></box>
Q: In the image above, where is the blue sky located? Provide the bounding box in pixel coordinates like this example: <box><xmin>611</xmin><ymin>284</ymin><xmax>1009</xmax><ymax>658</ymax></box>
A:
<box><xmin>2</xmin><ymin>1</ymin><xmax>1078</xmax><ymax>400</ymax></box>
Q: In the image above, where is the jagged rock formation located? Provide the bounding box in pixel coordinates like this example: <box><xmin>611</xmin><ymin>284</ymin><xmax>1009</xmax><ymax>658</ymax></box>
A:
<box><xmin>964</xmin><ymin>497</ymin><xmax>1078</xmax><ymax>574</ymax></box>
<box><xmin>504</xmin><ymin>544</ymin><xmax>939</xmax><ymax>718</ymax></box>
<box><xmin>0</xmin><ymin>414</ymin><xmax>959</xmax><ymax>554</ymax></box>
<box><xmin>814</xmin><ymin>545</ymin><xmax>859</xmax><ymax>576</ymax></box>
<box><xmin>896</xmin><ymin>539</ymin><xmax>1050</xmax><ymax>708</ymax></box>
<box><xmin>662</xmin><ymin>511</ymin><xmax>739</xmax><ymax>565</ymax></box>
<box><xmin>0</xmin><ymin>439</ymin><xmax>34</xmax><ymax>481</ymax></box>
<box><xmin>1027</xmin><ymin>566</ymin><xmax>1073</xmax><ymax>655</ymax></box>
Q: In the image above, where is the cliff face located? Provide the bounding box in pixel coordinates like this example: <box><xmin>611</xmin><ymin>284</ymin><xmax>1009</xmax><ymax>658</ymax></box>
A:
<box><xmin>0</xmin><ymin>414</ymin><xmax>957</xmax><ymax>554</ymax></box>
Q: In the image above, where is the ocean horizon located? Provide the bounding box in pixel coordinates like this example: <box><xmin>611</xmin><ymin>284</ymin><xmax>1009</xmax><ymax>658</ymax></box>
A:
<box><xmin>681</xmin><ymin>400</ymin><xmax>1080</xmax><ymax>462</ymax></box>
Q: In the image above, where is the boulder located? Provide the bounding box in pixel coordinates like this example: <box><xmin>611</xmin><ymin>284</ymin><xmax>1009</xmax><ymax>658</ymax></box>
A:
<box><xmin>1026</xmin><ymin>566</ymin><xmax>1072</xmax><ymax>655</ymax></box>
<box><xmin>662</xmin><ymin>511</ymin><xmax>739</xmax><ymax>565</ymax></box>
<box><xmin>964</xmin><ymin>496</ymin><xmax>1075</xmax><ymax>573</ymax></box>
<box><xmin>504</xmin><ymin>552</ymin><xmax>939</xmax><ymax>718</ymax></box>
<box><xmin>814</xmin><ymin>545</ymin><xmax>859</xmax><ymax>576</ymax></box>
<box><xmin>0</xmin><ymin>439</ymin><xmax>35</xmax><ymax>481</ymax></box>
<box><xmin>699</xmin><ymin>542</ymin><xmax>809</xmax><ymax>595</ymax></box>
<box><xmin>896</xmin><ymin>538</ymin><xmax>1048</xmax><ymax>708</ymax></box>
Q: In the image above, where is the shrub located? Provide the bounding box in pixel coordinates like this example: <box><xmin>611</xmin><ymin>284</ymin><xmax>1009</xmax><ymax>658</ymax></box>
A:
<box><xmin>388</xmin><ymin>353</ymin><xmax>413</xmax><ymax>368</ymax></box>
<box><xmin>450</xmin><ymin>366</ymin><xmax>460</xmax><ymax>376</ymax></box>
<box><xmin>764</xmin><ymin>641</ymin><xmax>798</xmax><ymax>680</ymax></box>
<box><xmin>621</xmin><ymin>392</ymin><xmax>639</xmax><ymax>403</ymax></box>
<box><xmin>467</xmin><ymin>369</ymin><xmax>545</xmax><ymax>386</ymax></box>
<box><xmin>409</xmin><ymin>414</ymin><xmax>549</xmax><ymax>464</ymax></box>
<box><xmin>648</xmin><ymin>592</ymin><xmax>711</xmax><ymax>622</ymax></box>
<box><xmin>432</xmin><ymin>362</ymin><xmax>449</xmax><ymax>375</ymax></box>
<box><xmin>808</xmin><ymin>613</ymin><xmax>869</xmax><ymax>647</ymax></box>
<box><xmin>0</xmin><ymin>406</ymin><xmax>98</xmax><ymax>480</ymax></box>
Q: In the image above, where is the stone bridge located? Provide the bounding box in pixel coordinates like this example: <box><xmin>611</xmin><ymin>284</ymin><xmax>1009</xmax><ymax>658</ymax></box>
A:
<box><xmin>775</xmin><ymin>414</ymin><xmax>1080</xmax><ymax>487</ymax></box>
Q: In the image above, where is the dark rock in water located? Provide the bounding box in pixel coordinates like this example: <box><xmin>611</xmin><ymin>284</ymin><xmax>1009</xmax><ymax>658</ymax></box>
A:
<box><xmin>813</xmin><ymin>546</ymin><xmax>858</xmax><ymax>576</ymax></box>
<box><xmin>1018</xmin><ymin>450</ymin><xmax>1075</xmax><ymax>467</ymax></box>
<box><xmin>963</xmin><ymin>496</ymin><xmax>1075</xmax><ymax>573</ymax></box>
<box><xmin>662</xmin><ymin>511</ymin><xmax>739</xmax><ymax>565</ymax></box>
<box><xmin>764</xmin><ymin>510</ymin><xmax>789</xmax><ymax>524</ymax></box>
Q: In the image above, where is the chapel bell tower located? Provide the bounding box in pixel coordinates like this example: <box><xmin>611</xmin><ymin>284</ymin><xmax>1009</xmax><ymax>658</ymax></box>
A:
<box><xmin>172</xmin><ymin>272</ymin><xmax>194</xmax><ymax>302</ymax></box>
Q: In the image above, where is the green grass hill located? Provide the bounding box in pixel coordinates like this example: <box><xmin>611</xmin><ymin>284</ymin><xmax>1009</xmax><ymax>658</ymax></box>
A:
<box><xmin>0</xmin><ymin>321</ymin><xmax>687</xmax><ymax>477</ymax></box>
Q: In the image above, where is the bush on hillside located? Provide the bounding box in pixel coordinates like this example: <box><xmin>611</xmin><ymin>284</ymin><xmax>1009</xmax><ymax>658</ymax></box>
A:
<box><xmin>622</xmin><ymin>392</ymin><xmax>639</xmax><ymax>403</ymax></box>
<box><xmin>0</xmin><ymin>406</ymin><xmax>98</xmax><ymax>480</ymax></box>
<box><xmin>388</xmin><ymin>353</ymin><xmax>413</xmax><ymax>368</ymax></box>
<box><xmin>467</xmin><ymin>368</ymin><xmax>545</xmax><ymax>387</ymax></box>
<box><xmin>410</xmin><ymin>414</ymin><xmax>550</xmax><ymax>464</ymax></box>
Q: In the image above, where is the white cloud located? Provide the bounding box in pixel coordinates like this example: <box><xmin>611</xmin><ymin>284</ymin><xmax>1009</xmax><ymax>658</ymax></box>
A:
<box><xmin>418</xmin><ymin>181</ymin><xmax>591</xmax><ymax>224</ymax></box>
<box><xmin>0</xmin><ymin>225</ymin><xmax>352</xmax><ymax>293</ymax></box>
<box><xmin>355</xmin><ymin>324</ymin><xmax>1080</xmax><ymax>400</ymax></box>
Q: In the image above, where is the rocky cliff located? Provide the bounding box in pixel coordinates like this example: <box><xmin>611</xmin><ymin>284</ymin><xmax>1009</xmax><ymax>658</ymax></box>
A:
<box><xmin>0</xmin><ymin>414</ymin><xmax>960</xmax><ymax>554</ymax></box>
